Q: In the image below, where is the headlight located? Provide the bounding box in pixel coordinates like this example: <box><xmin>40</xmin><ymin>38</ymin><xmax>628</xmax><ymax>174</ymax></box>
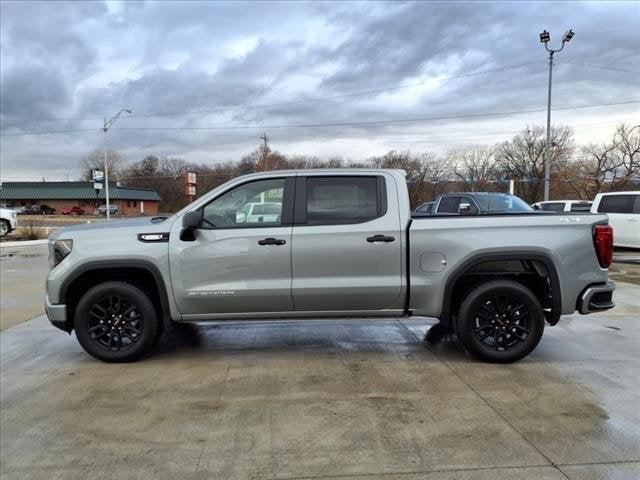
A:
<box><xmin>49</xmin><ymin>239</ymin><xmax>73</xmax><ymax>269</ymax></box>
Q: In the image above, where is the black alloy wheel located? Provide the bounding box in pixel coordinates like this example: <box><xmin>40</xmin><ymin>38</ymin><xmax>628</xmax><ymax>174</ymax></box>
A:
<box><xmin>457</xmin><ymin>280</ymin><xmax>545</xmax><ymax>363</ymax></box>
<box><xmin>87</xmin><ymin>295</ymin><xmax>143</xmax><ymax>352</ymax></box>
<box><xmin>75</xmin><ymin>282</ymin><xmax>159</xmax><ymax>362</ymax></box>
<box><xmin>471</xmin><ymin>295</ymin><xmax>531</xmax><ymax>352</ymax></box>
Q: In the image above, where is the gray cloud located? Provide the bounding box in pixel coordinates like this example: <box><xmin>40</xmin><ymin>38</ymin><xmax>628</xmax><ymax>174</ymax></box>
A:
<box><xmin>0</xmin><ymin>0</ymin><xmax>638</xmax><ymax>180</ymax></box>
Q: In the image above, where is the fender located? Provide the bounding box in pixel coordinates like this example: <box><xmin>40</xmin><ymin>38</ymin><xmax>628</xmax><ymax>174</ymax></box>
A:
<box><xmin>59</xmin><ymin>259</ymin><xmax>173</xmax><ymax>331</ymax></box>
<box><xmin>439</xmin><ymin>251</ymin><xmax>562</xmax><ymax>328</ymax></box>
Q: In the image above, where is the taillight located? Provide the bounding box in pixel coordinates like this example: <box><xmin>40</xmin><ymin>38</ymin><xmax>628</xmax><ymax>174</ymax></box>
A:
<box><xmin>593</xmin><ymin>224</ymin><xmax>613</xmax><ymax>268</ymax></box>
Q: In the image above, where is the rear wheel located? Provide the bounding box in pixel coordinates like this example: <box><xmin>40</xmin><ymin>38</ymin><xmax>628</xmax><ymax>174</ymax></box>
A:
<box><xmin>457</xmin><ymin>280</ymin><xmax>544</xmax><ymax>363</ymax></box>
<box><xmin>0</xmin><ymin>220</ymin><xmax>9</xmax><ymax>236</ymax></box>
<box><xmin>74</xmin><ymin>282</ymin><xmax>159</xmax><ymax>362</ymax></box>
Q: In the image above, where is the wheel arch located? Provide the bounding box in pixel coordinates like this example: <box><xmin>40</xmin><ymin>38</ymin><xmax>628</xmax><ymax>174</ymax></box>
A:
<box><xmin>439</xmin><ymin>252</ymin><xmax>562</xmax><ymax>330</ymax></box>
<box><xmin>59</xmin><ymin>260</ymin><xmax>172</xmax><ymax>333</ymax></box>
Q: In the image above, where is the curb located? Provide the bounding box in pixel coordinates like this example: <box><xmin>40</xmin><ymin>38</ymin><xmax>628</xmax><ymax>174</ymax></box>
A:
<box><xmin>0</xmin><ymin>239</ymin><xmax>48</xmax><ymax>248</ymax></box>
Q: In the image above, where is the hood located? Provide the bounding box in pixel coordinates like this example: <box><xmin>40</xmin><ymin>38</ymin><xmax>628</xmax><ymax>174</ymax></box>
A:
<box><xmin>50</xmin><ymin>216</ymin><xmax>174</xmax><ymax>239</ymax></box>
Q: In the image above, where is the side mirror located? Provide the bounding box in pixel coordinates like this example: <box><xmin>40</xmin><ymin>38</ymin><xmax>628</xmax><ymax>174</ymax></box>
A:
<box><xmin>180</xmin><ymin>210</ymin><xmax>201</xmax><ymax>241</ymax></box>
<box><xmin>182</xmin><ymin>210</ymin><xmax>201</xmax><ymax>229</ymax></box>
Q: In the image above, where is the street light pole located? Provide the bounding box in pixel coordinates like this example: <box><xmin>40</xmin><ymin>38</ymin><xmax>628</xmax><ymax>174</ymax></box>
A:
<box><xmin>539</xmin><ymin>29</ymin><xmax>573</xmax><ymax>201</ymax></box>
<box><xmin>102</xmin><ymin>109</ymin><xmax>132</xmax><ymax>220</ymax></box>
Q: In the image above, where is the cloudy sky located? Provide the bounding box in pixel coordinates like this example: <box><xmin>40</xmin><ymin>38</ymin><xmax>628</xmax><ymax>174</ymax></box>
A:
<box><xmin>1</xmin><ymin>0</ymin><xmax>639</xmax><ymax>180</ymax></box>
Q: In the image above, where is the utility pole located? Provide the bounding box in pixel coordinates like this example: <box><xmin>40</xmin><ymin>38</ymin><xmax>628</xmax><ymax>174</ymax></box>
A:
<box><xmin>102</xmin><ymin>109</ymin><xmax>132</xmax><ymax>219</ymax></box>
<box><xmin>539</xmin><ymin>29</ymin><xmax>574</xmax><ymax>201</ymax></box>
<box><xmin>259</xmin><ymin>132</ymin><xmax>269</xmax><ymax>171</ymax></box>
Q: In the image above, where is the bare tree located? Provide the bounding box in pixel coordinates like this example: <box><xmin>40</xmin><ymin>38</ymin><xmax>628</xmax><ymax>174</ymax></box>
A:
<box><xmin>572</xmin><ymin>123</ymin><xmax>640</xmax><ymax>198</ymax></box>
<box><xmin>496</xmin><ymin>126</ymin><xmax>574</xmax><ymax>203</ymax></box>
<box><xmin>449</xmin><ymin>146</ymin><xmax>497</xmax><ymax>192</ymax></box>
<box><xmin>368</xmin><ymin>150</ymin><xmax>448</xmax><ymax>206</ymax></box>
<box><xmin>79</xmin><ymin>149</ymin><xmax>124</xmax><ymax>181</ymax></box>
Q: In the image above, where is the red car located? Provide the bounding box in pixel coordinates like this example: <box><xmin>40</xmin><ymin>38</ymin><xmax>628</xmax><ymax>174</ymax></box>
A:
<box><xmin>61</xmin><ymin>206</ymin><xmax>85</xmax><ymax>215</ymax></box>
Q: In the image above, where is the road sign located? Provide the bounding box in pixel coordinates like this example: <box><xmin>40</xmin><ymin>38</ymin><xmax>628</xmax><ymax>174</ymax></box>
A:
<box><xmin>92</xmin><ymin>170</ymin><xmax>104</xmax><ymax>182</ymax></box>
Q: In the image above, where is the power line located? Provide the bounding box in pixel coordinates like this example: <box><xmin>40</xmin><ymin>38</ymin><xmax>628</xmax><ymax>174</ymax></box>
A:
<box><xmin>100</xmin><ymin>100</ymin><xmax>640</xmax><ymax>130</ymax></box>
<box><xmin>1</xmin><ymin>99</ymin><xmax>638</xmax><ymax>137</ymax></box>
<box><xmin>558</xmin><ymin>60</ymin><xmax>640</xmax><ymax>75</ymax></box>
<box><xmin>0</xmin><ymin>61</ymin><xmax>544</xmax><ymax>123</ymax></box>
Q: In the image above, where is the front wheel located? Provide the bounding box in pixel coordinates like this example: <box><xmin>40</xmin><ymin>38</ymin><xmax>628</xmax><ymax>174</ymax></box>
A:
<box><xmin>457</xmin><ymin>280</ymin><xmax>545</xmax><ymax>363</ymax></box>
<box><xmin>0</xmin><ymin>220</ymin><xmax>9</xmax><ymax>237</ymax></box>
<box><xmin>74</xmin><ymin>282</ymin><xmax>159</xmax><ymax>362</ymax></box>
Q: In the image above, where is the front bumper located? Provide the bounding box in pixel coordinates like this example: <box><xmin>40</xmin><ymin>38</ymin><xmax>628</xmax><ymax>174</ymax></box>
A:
<box><xmin>45</xmin><ymin>294</ymin><xmax>71</xmax><ymax>332</ymax></box>
<box><xmin>577</xmin><ymin>281</ymin><xmax>615</xmax><ymax>314</ymax></box>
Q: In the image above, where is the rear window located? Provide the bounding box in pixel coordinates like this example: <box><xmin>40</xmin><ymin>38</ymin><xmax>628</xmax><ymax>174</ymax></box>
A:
<box><xmin>598</xmin><ymin>195</ymin><xmax>637</xmax><ymax>214</ymax></box>
<box><xmin>474</xmin><ymin>194</ymin><xmax>532</xmax><ymax>213</ymax></box>
<box><xmin>541</xmin><ymin>202</ymin><xmax>565</xmax><ymax>211</ymax></box>
<box><xmin>570</xmin><ymin>202</ymin><xmax>592</xmax><ymax>212</ymax></box>
<box><xmin>306</xmin><ymin>177</ymin><xmax>381</xmax><ymax>224</ymax></box>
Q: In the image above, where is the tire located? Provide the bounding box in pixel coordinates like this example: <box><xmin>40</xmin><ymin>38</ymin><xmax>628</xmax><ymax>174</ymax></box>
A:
<box><xmin>457</xmin><ymin>280</ymin><xmax>545</xmax><ymax>363</ymax></box>
<box><xmin>74</xmin><ymin>281</ymin><xmax>159</xmax><ymax>362</ymax></box>
<box><xmin>0</xmin><ymin>220</ymin><xmax>9</xmax><ymax>237</ymax></box>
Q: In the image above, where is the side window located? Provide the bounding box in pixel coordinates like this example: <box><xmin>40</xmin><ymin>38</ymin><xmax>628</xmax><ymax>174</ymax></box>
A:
<box><xmin>438</xmin><ymin>196</ymin><xmax>462</xmax><ymax>214</ymax></box>
<box><xmin>598</xmin><ymin>195</ymin><xmax>634</xmax><ymax>214</ymax></box>
<box><xmin>634</xmin><ymin>195</ymin><xmax>640</xmax><ymax>214</ymax></box>
<box><xmin>202</xmin><ymin>178</ymin><xmax>285</xmax><ymax>228</ymax></box>
<box><xmin>305</xmin><ymin>177</ymin><xmax>380</xmax><ymax>225</ymax></box>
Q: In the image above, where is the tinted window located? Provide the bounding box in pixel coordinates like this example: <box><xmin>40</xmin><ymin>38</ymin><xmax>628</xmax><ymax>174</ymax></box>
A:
<box><xmin>541</xmin><ymin>202</ymin><xmax>565</xmax><ymax>211</ymax></box>
<box><xmin>203</xmin><ymin>178</ymin><xmax>284</xmax><ymax>228</ymax></box>
<box><xmin>415</xmin><ymin>202</ymin><xmax>433</xmax><ymax>214</ymax></box>
<box><xmin>598</xmin><ymin>195</ymin><xmax>635</xmax><ymax>214</ymax></box>
<box><xmin>570</xmin><ymin>202</ymin><xmax>592</xmax><ymax>212</ymax></box>
<box><xmin>438</xmin><ymin>196</ymin><xmax>462</xmax><ymax>213</ymax></box>
<box><xmin>306</xmin><ymin>177</ymin><xmax>379</xmax><ymax>224</ymax></box>
<box><xmin>634</xmin><ymin>195</ymin><xmax>640</xmax><ymax>214</ymax></box>
<box><xmin>474</xmin><ymin>194</ymin><xmax>531</xmax><ymax>213</ymax></box>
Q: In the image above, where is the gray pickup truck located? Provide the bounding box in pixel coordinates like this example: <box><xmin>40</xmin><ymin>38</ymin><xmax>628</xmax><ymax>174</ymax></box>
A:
<box><xmin>45</xmin><ymin>169</ymin><xmax>615</xmax><ymax>363</ymax></box>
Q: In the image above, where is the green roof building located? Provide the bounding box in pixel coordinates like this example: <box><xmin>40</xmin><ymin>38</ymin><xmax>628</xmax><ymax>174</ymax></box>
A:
<box><xmin>0</xmin><ymin>182</ymin><xmax>160</xmax><ymax>216</ymax></box>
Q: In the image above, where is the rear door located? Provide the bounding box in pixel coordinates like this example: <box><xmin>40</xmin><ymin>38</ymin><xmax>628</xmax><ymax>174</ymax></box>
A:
<box><xmin>291</xmin><ymin>174</ymin><xmax>403</xmax><ymax>312</ymax></box>
<box><xmin>596</xmin><ymin>194</ymin><xmax>640</xmax><ymax>248</ymax></box>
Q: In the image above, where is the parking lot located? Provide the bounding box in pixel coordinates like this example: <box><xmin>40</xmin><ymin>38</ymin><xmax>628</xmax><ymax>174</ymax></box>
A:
<box><xmin>1</xmin><ymin>245</ymin><xmax>639</xmax><ymax>480</ymax></box>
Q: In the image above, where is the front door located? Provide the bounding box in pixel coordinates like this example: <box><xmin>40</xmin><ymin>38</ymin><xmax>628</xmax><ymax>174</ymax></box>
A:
<box><xmin>169</xmin><ymin>177</ymin><xmax>294</xmax><ymax>316</ymax></box>
<box><xmin>291</xmin><ymin>174</ymin><xmax>403</xmax><ymax>312</ymax></box>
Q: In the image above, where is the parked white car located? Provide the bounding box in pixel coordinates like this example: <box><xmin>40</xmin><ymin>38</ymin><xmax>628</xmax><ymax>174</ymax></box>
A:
<box><xmin>532</xmin><ymin>200</ymin><xmax>592</xmax><ymax>212</ymax></box>
<box><xmin>0</xmin><ymin>207</ymin><xmax>18</xmax><ymax>236</ymax></box>
<box><xmin>591</xmin><ymin>191</ymin><xmax>640</xmax><ymax>249</ymax></box>
<box><xmin>239</xmin><ymin>202</ymin><xmax>282</xmax><ymax>224</ymax></box>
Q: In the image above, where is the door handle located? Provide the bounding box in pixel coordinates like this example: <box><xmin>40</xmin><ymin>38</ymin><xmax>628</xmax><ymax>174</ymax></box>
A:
<box><xmin>258</xmin><ymin>237</ymin><xmax>286</xmax><ymax>246</ymax></box>
<box><xmin>366</xmin><ymin>234</ymin><xmax>395</xmax><ymax>243</ymax></box>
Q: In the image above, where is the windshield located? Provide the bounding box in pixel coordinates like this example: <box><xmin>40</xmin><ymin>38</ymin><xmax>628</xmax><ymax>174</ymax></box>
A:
<box><xmin>474</xmin><ymin>194</ymin><xmax>533</xmax><ymax>213</ymax></box>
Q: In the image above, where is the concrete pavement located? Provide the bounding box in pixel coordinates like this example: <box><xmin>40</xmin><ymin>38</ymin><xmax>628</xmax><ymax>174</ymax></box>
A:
<box><xmin>1</xmin><ymin>297</ymin><xmax>639</xmax><ymax>479</ymax></box>
<box><xmin>1</xmin><ymin>245</ymin><xmax>639</xmax><ymax>479</ymax></box>
<box><xmin>0</xmin><ymin>243</ymin><xmax>49</xmax><ymax>330</ymax></box>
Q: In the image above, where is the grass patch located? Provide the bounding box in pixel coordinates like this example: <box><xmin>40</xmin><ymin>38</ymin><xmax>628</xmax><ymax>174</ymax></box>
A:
<box><xmin>17</xmin><ymin>220</ymin><xmax>47</xmax><ymax>240</ymax></box>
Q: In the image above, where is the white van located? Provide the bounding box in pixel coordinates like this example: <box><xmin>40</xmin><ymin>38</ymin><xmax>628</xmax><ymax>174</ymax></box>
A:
<box><xmin>591</xmin><ymin>191</ymin><xmax>640</xmax><ymax>249</ymax></box>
